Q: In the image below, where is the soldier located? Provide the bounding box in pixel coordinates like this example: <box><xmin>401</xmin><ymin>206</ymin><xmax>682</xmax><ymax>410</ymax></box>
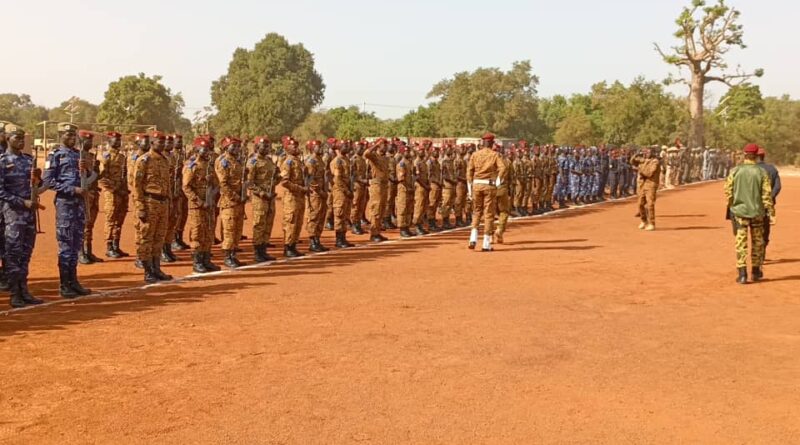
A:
<box><xmin>520</xmin><ymin>143</ymin><xmax>533</xmax><ymax>215</ymax></box>
<box><xmin>133</xmin><ymin>131</ymin><xmax>173</xmax><ymax>283</ymax></box>
<box><xmin>426</xmin><ymin>145</ymin><xmax>443</xmax><ymax>232</ymax></box>
<box><xmin>171</xmin><ymin>135</ymin><xmax>190</xmax><ymax>251</ymax></box>
<box><xmin>725</xmin><ymin>143</ymin><xmax>775</xmax><ymax>284</ymax></box>
<box><xmin>182</xmin><ymin>136</ymin><xmax>220</xmax><ymax>273</ymax></box>
<box><xmin>384</xmin><ymin>141</ymin><xmax>399</xmax><ymax>229</ymax></box>
<box><xmin>305</xmin><ymin>139</ymin><xmax>330</xmax><ymax>251</ymax></box>
<box><xmin>323</xmin><ymin>138</ymin><xmax>337</xmax><ymax>231</ymax></box>
<box><xmin>453</xmin><ymin>144</ymin><xmax>468</xmax><ymax>227</ymax></box>
<box><xmin>42</xmin><ymin>123</ymin><xmax>92</xmax><ymax>297</ymax></box>
<box><xmin>158</xmin><ymin>135</ymin><xmax>180</xmax><ymax>263</ymax></box>
<box><xmin>128</xmin><ymin>134</ymin><xmax>149</xmax><ymax>269</ymax></box>
<box><xmin>280</xmin><ymin>137</ymin><xmax>308</xmax><ymax>257</ymax></box>
<box><xmin>349</xmin><ymin>141</ymin><xmax>368</xmax><ymax>235</ymax></box>
<box><xmin>0</xmin><ymin>123</ymin><xmax>7</xmax><ymax>292</ymax></box>
<box><xmin>216</xmin><ymin>137</ymin><xmax>247</xmax><ymax>267</ymax></box>
<box><xmin>364</xmin><ymin>138</ymin><xmax>390</xmax><ymax>242</ymax></box>
<box><xmin>530</xmin><ymin>146</ymin><xmax>544</xmax><ymax>214</ymax></box>
<box><xmin>0</xmin><ymin>124</ymin><xmax>45</xmax><ymax>307</ymax></box>
<box><xmin>631</xmin><ymin>147</ymin><xmax>661</xmax><ymax>231</ymax></box>
<box><xmin>598</xmin><ymin>147</ymin><xmax>609</xmax><ymax>201</ymax></box>
<box><xmin>546</xmin><ymin>146</ymin><xmax>558</xmax><ymax>211</ymax></box>
<box><xmin>248</xmin><ymin>136</ymin><xmax>279</xmax><ymax>262</ymax></box>
<box><xmin>756</xmin><ymin>146</ymin><xmax>781</xmax><ymax>261</ymax></box>
<box><xmin>395</xmin><ymin>144</ymin><xmax>415</xmax><ymax>238</ymax></box>
<box><xmin>97</xmin><ymin>131</ymin><xmax>130</xmax><ymax>258</ymax></box>
<box><xmin>467</xmin><ymin>133</ymin><xmax>505</xmax><ymax>251</ymax></box>
<box><xmin>330</xmin><ymin>141</ymin><xmax>355</xmax><ymax>248</ymax></box>
<box><xmin>494</xmin><ymin>146</ymin><xmax>514</xmax><ymax>244</ymax></box>
<box><xmin>607</xmin><ymin>150</ymin><xmax>620</xmax><ymax>199</ymax></box>
<box><xmin>78</xmin><ymin>130</ymin><xmax>104</xmax><ymax>265</ymax></box>
<box><xmin>439</xmin><ymin>144</ymin><xmax>456</xmax><ymax>229</ymax></box>
<box><xmin>412</xmin><ymin>142</ymin><xmax>431</xmax><ymax>236</ymax></box>
<box><xmin>512</xmin><ymin>145</ymin><xmax>526</xmax><ymax>215</ymax></box>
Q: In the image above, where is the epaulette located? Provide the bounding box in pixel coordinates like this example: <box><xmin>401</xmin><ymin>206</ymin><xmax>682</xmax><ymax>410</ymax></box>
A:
<box><xmin>102</xmin><ymin>152</ymin><xmax>111</xmax><ymax>160</ymax></box>
<box><xmin>250</xmin><ymin>158</ymin><xmax>257</xmax><ymax>165</ymax></box>
<box><xmin>221</xmin><ymin>158</ymin><xmax>229</xmax><ymax>168</ymax></box>
<box><xmin>286</xmin><ymin>159</ymin><xmax>293</xmax><ymax>167</ymax></box>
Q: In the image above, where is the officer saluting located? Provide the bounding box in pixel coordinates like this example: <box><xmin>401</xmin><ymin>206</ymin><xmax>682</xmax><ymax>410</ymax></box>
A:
<box><xmin>0</xmin><ymin>124</ymin><xmax>46</xmax><ymax>307</ymax></box>
<box><xmin>42</xmin><ymin>123</ymin><xmax>92</xmax><ymax>298</ymax></box>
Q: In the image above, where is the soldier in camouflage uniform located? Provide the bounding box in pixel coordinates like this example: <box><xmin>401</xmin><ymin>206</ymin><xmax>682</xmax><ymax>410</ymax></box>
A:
<box><xmin>216</xmin><ymin>137</ymin><xmax>247</xmax><ymax>267</ymax></box>
<box><xmin>182</xmin><ymin>137</ymin><xmax>220</xmax><ymax>273</ymax></box>
<box><xmin>248</xmin><ymin>136</ymin><xmax>279</xmax><ymax>262</ymax></box>
<box><xmin>97</xmin><ymin>131</ymin><xmax>130</xmax><ymax>258</ymax></box>
<box><xmin>78</xmin><ymin>130</ymin><xmax>103</xmax><ymax>265</ymax></box>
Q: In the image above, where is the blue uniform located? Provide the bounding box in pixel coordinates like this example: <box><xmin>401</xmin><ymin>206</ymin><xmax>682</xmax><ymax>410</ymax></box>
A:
<box><xmin>598</xmin><ymin>153</ymin><xmax>609</xmax><ymax>199</ymax></box>
<box><xmin>568</xmin><ymin>155</ymin><xmax>582</xmax><ymax>200</ymax></box>
<box><xmin>43</xmin><ymin>145</ymin><xmax>85</xmax><ymax>269</ymax></box>
<box><xmin>554</xmin><ymin>153</ymin><xmax>569</xmax><ymax>201</ymax></box>
<box><xmin>0</xmin><ymin>151</ymin><xmax>37</xmax><ymax>282</ymax></box>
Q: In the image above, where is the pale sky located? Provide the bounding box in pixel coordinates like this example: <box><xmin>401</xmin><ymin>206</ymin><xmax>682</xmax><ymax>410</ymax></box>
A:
<box><xmin>4</xmin><ymin>0</ymin><xmax>797</xmax><ymax>120</ymax></box>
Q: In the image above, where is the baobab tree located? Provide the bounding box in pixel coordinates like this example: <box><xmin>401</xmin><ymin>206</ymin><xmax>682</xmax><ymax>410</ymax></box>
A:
<box><xmin>655</xmin><ymin>0</ymin><xmax>763</xmax><ymax>148</ymax></box>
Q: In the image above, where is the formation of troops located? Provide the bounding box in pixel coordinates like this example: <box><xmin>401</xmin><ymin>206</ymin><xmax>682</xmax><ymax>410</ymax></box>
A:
<box><xmin>0</xmin><ymin>120</ymin><xmax>781</xmax><ymax>308</ymax></box>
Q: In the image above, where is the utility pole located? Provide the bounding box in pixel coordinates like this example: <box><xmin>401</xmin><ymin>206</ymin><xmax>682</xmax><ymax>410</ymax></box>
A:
<box><xmin>63</xmin><ymin>96</ymin><xmax>81</xmax><ymax>123</ymax></box>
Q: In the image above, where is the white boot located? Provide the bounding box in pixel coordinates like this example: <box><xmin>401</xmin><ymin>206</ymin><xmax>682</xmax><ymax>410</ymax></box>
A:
<box><xmin>468</xmin><ymin>228</ymin><xmax>478</xmax><ymax>249</ymax></box>
<box><xmin>482</xmin><ymin>234</ymin><xmax>492</xmax><ymax>251</ymax></box>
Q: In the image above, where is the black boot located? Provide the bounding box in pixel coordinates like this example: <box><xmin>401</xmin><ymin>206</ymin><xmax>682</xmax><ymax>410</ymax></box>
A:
<box><xmin>202</xmin><ymin>252</ymin><xmax>221</xmax><ymax>272</ymax></box>
<box><xmin>0</xmin><ymin>267</ymin><xmax>8</xmax><ymax>292</ymax></box>
<box><xmin>387</xmin><ymin>217</ymin><xmax>398</xmax><ymax>229</ymax></box>
<box><xmin>316</xmin><ymin>236</ymin><xmax>330</xmax><ymax>252</ymax></box>
<box><xmin>416</xmin><ymin>224</ymin><xmax>428</xmax><ymax>236</ymax></box>
<box><xmin>455</xmin><ymin>216</ymin><xmax>464</xmax><ymax>228</ymax></box>
<box><xmin>309</xmin><ymin>237</ymin><xmax>325</xmax><ymax>253</ymax></box>
<box><xmin>290</xmin><ymin>244</ymin><xmax>304</xmax><ymax>257</ymax></box>
<box><xmin>70</xmin><ymin>267</ymin><xmax>92</xmax><ymax>296</ymax></box>
<box><xmin>134</xmin><ymin>258</ymin><xmax>144</xmax><ymax>269</ymax></box>
<box><xmin>151</xmin><ymin>256</ymin><xmax>173</xmax><ymax>281</ymax></box>
<box><xmin>752</xmin><ymin>267</ymin><xmax>763</xmax><ymax>282</ymax></box>
<box><xmin>162</xmin><ymin>244</ymin><xmax>177</xmax><ymax>263</ymax></box>
<box><xmin>335</xmin><ymin>232</ymin><xmax>354</xmax><ymax>248</ymax></box>
<box><xmin>173</xmin><ymin>232</ymin><xmax>189</xmax><ymax>251</ymax></box>
<box><xmin>106</xmin><ymin>241</ymin><xmax>121</xmax><ymax>259</ymax></box>
<box><xmin>737</xmin><ymin>267</ymin><xmax>748</xmax><ymax>284</ymax></box>
<box><xmin>87</xmin><ymin>244</ymin><xmax>104</xmax><ymax>263</ymax></box>
<box><xmin>114</xmin><ymin>239</ymin><xmax>130</xmax><ymax>257</ymax></box>
<box><xmin>428</xmin><ymin>217</ymin><xmax>441</xmax><ymax>232</ymax></box>
<box><xmin>223</xmin><ymin>250</ymin><xmax>239</xmax><ymax>268</ymax></box>
<box><xmin>59</xmin><ymin>265</ymin><xmax>79</xmax><ymax>298</ymax></box>
<box><xmin>9</xmin><ymin>277</ymin><xmax>26</xmax><ymax>308</ymax></box>
<box><xmin>325</xmin><ymin>218</ymin><xmax>334</xmax><ymax>230</ymax></box>
<box><xmin>351</xmin><ymin>222</ymin><xmax>365</xmax><ymax>235</ymax></box>
<box><xmin>19</xmin><ymin>279</ymin><xmax>43</xmax><ymax>305</ymax></box>
<box><xmin>192</xmin><ymin>252</ymin><xmax>209</xmax><ymax>274</ymax></box>
<box><xmin>143</xmin><ymin>260</ymin><xmax>158</xmax><ymax>283</ymax></box>
<box><xmin>253</xmin><ymin>245</ymin><xmax>269</xmax><ymax>263</ymax></box>
<box><xmin>370</xmin><ymin>233</ymin><xmax>388</xmax><ymax>242</ymax></box>
<box><xmin>399</xmin><ymin>227</ymin><xmax>413</xmax><ymax>238</ymax></box>
<box><xmin>79</xmin><ymin>245</ymin><xmax>93</xmax><ymax>265</ymax></box>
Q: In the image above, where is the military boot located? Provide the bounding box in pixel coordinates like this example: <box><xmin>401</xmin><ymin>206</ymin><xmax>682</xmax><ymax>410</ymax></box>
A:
<box><xmin>370</xmin><ymin>233</ymin><xmax>388</xmax><ymax>242</ymax></box>
<box><xmin>309</xmin><ymin>237</ymin><xmax>325</xmax><ymax>253</ymax></box>
<box><xmin>19</xmin><ymin>279</ymin><xmax>43</xmax><ymax>306</ymax></box>
<box><xmin>416</xmin><ymin>224</ymin><xmax>428</xmax><ymax>236</ymax></box>
<box><xmin>0</xmin><ymin>267</ymin><xmax>8</xmax><ymax>292</ymax></box>
<box><xmin>253</xmin><ymin>245</ymin><xmax>268</xmax><ymax>263</ymax></box>
<box><xmin>143</xmin><ymin>260</ymin><xmax>159</xmax><ymax>284</ymax></box>
<box><xmin>106</xmin><ymin>241</ymin><xmax>121</xmax><ymax>259</ymax></box>
<box><xmin>59</xmin><ymin>265</ymin><xmax>79</xmax><ymax>298</ymax></box>
<box><xmin>87</xmin><ymin>243</ymin><xmax>104</xmax><ymax>263</ymax></box>
<box><xmin>223</xmin><ymin>250</ymin><xmax>238</xmax><ymax>268</ymax></box>
<box><xmin>442</xmin><ymin>218</ymin><xmax>453</xmax><ymax>230</ymax></box>
<box><xmin>736</xmin><ymin>267</ymin><xmax>748</xmax><ymax>284</ymax></box>
<box><xmin>325</xmin><ymin>217</ymin><xmax>334</xmax><ymax>230</ymax></box>
<box><xmin>70</xmin><ymin>268</ymin><xmax>92</xmax><ymax>296</ymax></box>
<box><xmin>202</xmin><ymin>252</ymin><xmax>221</xmax><ymax>272</ymax></box>
<box><xmin>316</xmin><ymin>236</ymin><xmax>330</xmax><ymax>252</ymax></box>
<box><xmin>284</xmin><ymin>244</ymin><xmax>304</xmax><ymax>258</ymax></box>
<box><xmin>79</xmin><ymin>245</ymin><xmax>93</xmax><ymax>265</ymax></box>
<box><xmin>351</xmin><ymin>222</ymin><xmax>365</xmax><ymax>235</ymax></box>
<box><xmin>8</xmin><ymin>277</ymin><xmax>26</xmax><ymax>308</ymax></box>
<box><xmin>387</xmin><ymin>217</ymin><xmax>398</xmax><ymax>229</ymax></box>
<box><xmin>335</xmin><ymin>232</ymin><xmax>354</xmax><ymax>248</ymax></box>
<box><xmin>113</xmin><ymin>239</ymin><xmax>130</xmax><ymax>257</ymax></box>
<box><xmin>399</xmin><ymin>227</ymin><xmax>413</xmax><ymax>238</ymax></box>
<box><xmin>455</xmin><ymin>216</ymin><xmax>464</xmax><ymax>227</ymax></box>
<box><xmin>192</xmin><ymin>252</ymin><xmax>209</xmax><ymax>274</ymax></box>
<box><xmin>752</xmin><ymin>267</ymin><xmax>763</xmax><ymax>282</ymax></box>
<box><xmin>428</xmin><ymin>217</ymin><xmax>441</xmax><ymax>232</ymax></box>
<box><xmin>151</xmin><ymin>257</ymin><xmax>173</xmax><ymax>281</ymax></box>
<box><xmin>173</xmin><ymin>232</ymin><xmax>189</xmax><ymax>251</ymax></box>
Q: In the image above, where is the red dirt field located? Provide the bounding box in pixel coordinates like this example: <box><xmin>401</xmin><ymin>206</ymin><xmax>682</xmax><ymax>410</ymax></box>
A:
<box><xmin>1</xmin><ymin>178</ymin><xmax>799</xmax><ymax>444</ymax></box>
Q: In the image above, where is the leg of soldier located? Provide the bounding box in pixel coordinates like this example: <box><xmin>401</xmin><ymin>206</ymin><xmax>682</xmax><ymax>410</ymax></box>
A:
<box><xmin>136</xmin><ymin>203</ymin><xmax>155</xmax><ymax>261</ymax></box>
<box><xmin>427</xmin><ymin>183</ymin><xmax>441</xmax><ymax>227</ymax></box>
<box><xmin>188</xmin><ymin>208</ymin><xmax>204</xmax><ymax>251</ymax></box>
<box><xmin>293</xmin><ymin>197</ymin><xmax>306</xmax><ymax>245</ymax></box>
<box><xmin>220</xmin><ymin>207</ymin><xmax>237</xmax><ymax>251</ymax></box>
<box><xmin>455</xmin><ymin>182</ymin><xmax>466</xmax><ymax>221</ymax></box>
<box><xmin>151</xmin><ymin>200</ymin><xmax>170</xmax><ymax>257</ymax></box>
<box><xmin>734</xmin><ymin>217</ymin><xmax>751</xmax><ymax>268</ymax></box>
<box><xmin>637</xmin><ymin>190</ymin><xmax>647</xmax><ymax>225</ymax></box>
<box><xmin>264</xmin><ymin>198</ymin><xmax>276</xmax><ymax>244</ymax></box>
<box><xmin>646</xmin><ymin>186</ymin><xmax>657</xmax><ymax>226</ymax></box>
<box><xmin>317</xmin><ymin>194</ymin><xmax>328</xmax><ymax>238</ymax></box>
<box><xmin>395</xmin><ymin>186</ymin><xmax>408</xmax><ymax>228</ymax></box>
<box><xmin>750</xmin><ymin>218</ymin><xmax>765</xmax><ymax>268</ymax></box>
<box><xmin>251</xmin><ymin>198</ymin><xmax>267</xmax><ymax>246</ymax></box>
<box><xmin>441</xmin><ymin>186</ymin><xmax>454</xmax><ymax>226</ymax></box>
<box><xmin>483</xmin><ymin>186</ymin><xmax>497</xmax><ymax>237</ymax></box>
<box><xmin>102</xmin><ymin>190</ymin><xmax>116</xmax><ymax>243</ymax></box>
<box><xmin>306</xmin><ymin>192</ymin><xmax>322</xmax><ymax>237</ymax></box>
<box><xmin>368</xmin><ymin>182</ymin><xmax>383</xmax><ymax>235</ymax></box>
<box><xmin>413</xmin><ymin>186</ymin><xmax>426</xmax><ymax>226</ymax></box>
<box><xmin>376</xmin><ymin>183</ymin><xmax>387</xmax><ymax>234</ymax></box>
<box><xmin>471</xmin><ymin>187</ymin><xmax>486</xmax><ymax>230</ymax></box>
<box><xmin>496</xmin><ymin>189</ymin><xmax>510</xmax><ymax>242</ymax></box>
<box><xmin>177</xmin><ymin>194</ymin><xmax>189</xmax><ymax>238</ymax></box>
<box><xmin>386</xmin><ymin>182</ymin><xmax>397</xmax><ymax>222</ymax></box>
<box><xmin>326</xmin><ymin>192</ymin><xmax>334</xmax><ymax>228</ymax></box>
<box><xmin>234</xmin><ymin>204</ymin><xmax>245</xmax><ymax>249</ymax></box>
<box><xmin>349</xmin><ymin>185</ymin><xmax>361</xmax><ymax>227</ymax></box>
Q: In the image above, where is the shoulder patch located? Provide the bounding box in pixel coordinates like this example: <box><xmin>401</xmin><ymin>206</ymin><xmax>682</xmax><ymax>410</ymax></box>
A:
<box><xmin>221</xmin><ymin>158</ymin><xmax>229</xmax><ymax>168</ymax></box>
<box><xmin>103</xmin><ymin>152</ymin><xmax>110</xmax><ymax>160</ymax></box>
<box><xmin>286</xmin><ymin>159</ymin><xmax>293</xmax><ymax>167</ymax></box>
<box><xmin>250</xmin><ymin>158</ymin><xmax>257</xmax><ymax>165</ymax></box>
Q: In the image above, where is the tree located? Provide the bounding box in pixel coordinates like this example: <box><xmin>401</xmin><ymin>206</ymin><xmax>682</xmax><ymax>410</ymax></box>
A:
<box><xmin>715</xmin><ymin>83</ymin><xmax>764</xmax><ymax>121</ymax></box>
<box><xmin>293</xmin><ymin>111</ymin><xmax>338</xmax><ymax>142</ymax></box>
<box><xmin>97</xmin><ymin>73</ymin><xmax>186</xmax><ymax>132</ymax></box>
<box><xmin>0</xmin><ymin>93</ymin><xmax>48</xmax><ymax>132</ymax></box>
<box><xmin>327</xmin><ymin>106</ymin><xmax>385</xmax><ymax>140</ymax></box>
<box><xmin>655</xmin><ymin>0</ymin><xmax>763</xmax><ymax>148</ymax></box>
<box><xmin>211</xmin><ymin>33</ymin><xmax>325</xmax><ymax>137</ymax></box>
<box><xmin>426</xmin><ymin>60</ymin><xmax>542</xmax><ymax>139</ymax></box>
<box><xmin>395</xmin><ymin>104</ymin><xmax>439</xmax><ymax>137</ymax></box>
<box><xmin>48</xmin><ymin>97</ymin><xmax>99</xmax><ymax>124</ymax></box>
<box><xmin>554</xmin><ymin>107</ymin><xmax>596</xmax><ymax>146</ymax></box>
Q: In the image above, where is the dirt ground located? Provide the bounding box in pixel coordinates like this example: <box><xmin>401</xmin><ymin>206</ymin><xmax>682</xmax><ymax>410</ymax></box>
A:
<box><xmin>1</xmin><ymin>179</ymin><xmax>799</xmax><ymax>444</ymax></box>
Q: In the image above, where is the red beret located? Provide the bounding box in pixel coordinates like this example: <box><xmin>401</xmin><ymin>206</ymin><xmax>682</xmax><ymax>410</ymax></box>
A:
<box><xmin>134</xmin><ymin>133</ymin><xmax>149</xmax><ymax>141</ymax></box>
<box><xmin>106</xmin><ymin>131</ymin><xmax>122</xmax><ymax>138</ymax></box>
<box><xmin>757</xmin><ymin>147</ymin><xmax>766</xmax><ymax>156</ymax></box>
<box><xmin>172</xmin><ymin>134</ymin><xmax>183</xmax><ymax>139</ymax></box>
<box><xmin>743</xmin><ymin>143</ymin><xmax>760</xmax><ymax>154</ymax></box>
<box><xmin>151</xmin><ymin>131</ymin><xmax>166</xmax><ymax>140</ymax></box>
<box><xmin>166</xmin><ymin>135</ymin><xmax>174</xmax><ymax>141</ymax></box>
<box><xmin>518</xmin><ymin>140</ymin><xmax>528</xmax><ymax>148</ymax></box>
<box><xmin>481</xmin><ymin>133</ymin><xmax>495</xmax><ymax>141</ymax></box>
<box><xmin>326</xmin><ymin>137</ymin><xmax>337</xmax><ymax>145</ymax></box>
<box><xmin>221</xmin><ymin>136</ymin><xmax>242</xmax><ymax>149</ymax></box>
<box><xmin>192</xmin><ymin>136</ymin><xmax>209</xmax><ymax>148</ymax></box>
<box><xmin>253</xmin><ymin>136</ymin><xmax>270</xmax><ymax>144</ymax></box>
<box><xmin>78</xmin><ymin>130</ymin><xmax>94</xmax><ymax>139</ymax></box>
<box><xmin>204</xmin><ymin>134</ymin><xmax>215</xmax><ymax>142</ymax></box>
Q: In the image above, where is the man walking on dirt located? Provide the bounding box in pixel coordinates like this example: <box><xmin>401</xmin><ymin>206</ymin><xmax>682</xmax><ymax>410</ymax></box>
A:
<box><xmin>467</xmin><ymin>133</ymin><xmax>506</xmax><ymax>251</ymax></box>
<box><xmin>756</xmin><ymin>147</ymin><xmax>781</xmax><ymax>260</ymax></box>
<box><xmin>724</xmin><ymin>143</ymin><xmax>775</xmax><ymax>284</ymax></box>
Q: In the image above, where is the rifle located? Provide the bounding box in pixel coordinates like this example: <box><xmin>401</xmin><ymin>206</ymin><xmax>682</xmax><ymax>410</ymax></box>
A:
<box><xmin>79</xmin><ymin>145</ymin><xmax>98</xmax><ymax>191</ymax></box>
<box><xmin>31</xmin><ymin>145</ymin><xmax>46</xmax><ymax>233</ymax></box>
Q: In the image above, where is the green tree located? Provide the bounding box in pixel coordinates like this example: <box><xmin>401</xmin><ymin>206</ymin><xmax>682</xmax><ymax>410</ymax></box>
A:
<box><xmin>327</xmin><ymin>106</ymin><xmax>384</xmax><ymax>140</ymax></box>
<box><xmin>395</xmin><ymin>104</ymin><xmax>439</xmax><ymax>137</ymax></box>
<box><xmin>715</xmin><ymin>83</ymin><xmax>764</xmax><ymax>122</ymax></box>
<box><xmin>211</xmin><ymin>33</ymin><xmax>325</xmax><ymax>137</ymax></box>
<box><xmin>0</xmin><ymin>93</ymin><xmax>48</xmax><ymax>132</ymax></box>
<box><xmin>293</xmin><ymin>111</ymin><xmax>338</xmax><ymax>142</ymax></box>
<box><xmin>426</xmin><ymin>60</ymin><xmax>542</xmax><ymax>139</ymax></box>
<box><xmin>554</xmin><ymin>107</ymin><xmax>596</xmax><ymax>146</ymax></box>
<box><xmin>48</xmin><ymin>97</ymin><xmax>99</xmax><ymax>124</ymax></box>
<box><xmin>97</xmin><ymin>73</ymin><xmax>186</xmax><ymax>132</ymax></box>
<box><xmin>655</xmin><ymin>0</ymin><xmax>763</xmax><ymax>148</ymax></box>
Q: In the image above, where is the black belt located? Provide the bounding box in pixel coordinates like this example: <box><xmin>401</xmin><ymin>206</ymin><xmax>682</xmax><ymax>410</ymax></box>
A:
<box><xmin>145</xmin><ymin>192</ymin><xmax>168</xmax><ymax>202</ymax></box>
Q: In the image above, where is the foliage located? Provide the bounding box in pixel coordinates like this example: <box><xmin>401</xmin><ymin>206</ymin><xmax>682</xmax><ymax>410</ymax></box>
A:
<box><xmin>97</xmin><ymin>73</ymin><xmax>186</xmax><ymax>132</ymax></box>
<box><xmin>0</xmin><ymin>93</ymin><xmax>48</xmax><ymax>133</ymax></box>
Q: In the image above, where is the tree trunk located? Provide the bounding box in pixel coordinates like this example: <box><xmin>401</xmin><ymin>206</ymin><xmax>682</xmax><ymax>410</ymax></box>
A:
<box><xmin>688</xmin><ymin>71</ymin><xmax>705</xmax><ymax>149</ymax></box>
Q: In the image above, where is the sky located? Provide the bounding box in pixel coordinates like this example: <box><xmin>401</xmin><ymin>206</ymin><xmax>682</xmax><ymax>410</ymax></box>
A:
<box><xmin>3</xmin><ymin>0</ymin><xmax>798</xmax><ymax>120</ymax></box>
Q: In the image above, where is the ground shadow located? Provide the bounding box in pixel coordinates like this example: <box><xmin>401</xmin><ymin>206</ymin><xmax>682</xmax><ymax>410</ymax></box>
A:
<box><xmin>762</xmin><ymin>275</ymin><xmax>800</xmax><ymax>283</ymax></box>
<box><xmin>500</xmin><ymin>245</ymin><xmax>601</xmax><ymax>252</ymax></box>
<box><xmin>660</xmin><ymin>226</ymin><xmax>723</xmax><ymax>231</ymax></box>
<box><xmin>659</xmin><ymin>214</ymin><xmax>708</xmax><ymax>218</ymax></box>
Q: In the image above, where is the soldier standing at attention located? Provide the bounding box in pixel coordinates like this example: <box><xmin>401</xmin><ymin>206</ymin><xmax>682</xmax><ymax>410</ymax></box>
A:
<box><xmin>631</xmin><ymin>147</ymin><xmax>661</xmax><ymax>231</ymax></box>
<box><xmin>453</xmin><ymin>144</ymin><xmax>468</xmax><ymax>227</ymax></box>
<box><xmin>128</xmin><ymin>134</ymin><xmax>149</xmax><ymax>269</ymax></box>
<box><xmin>395</xmin><ymin>144</ymin><xmax>415</xmax><ymax>238</ymax></box>
<box><xmin>97</xmin><ymin>131</ymin><xmax>129</xmax><ymax>258</ymax></box>
<box><xmin>78</xmin><ymin>130</ymin><xmax>103</xmax><ymax>265</ymax></box>
<box><xmin>171</xmin><ymin>135</ymin><xmax>190</xmax><ymax>251</ymax></box>
<box><xmin>160</xmin><ymin>135</ymin><xmax>179</xmax><ymax>263</ymax></box>
<box><xmin>323</xmin><ymin>138</ymin><xmax>337</xmax><ymax>231</ymax></box>
<box><xmin>0</xmin><ymin>124</ymin><xmax>45</xmax><ymax>307</ymax></box>
<box><xmin>349</xmin><ymin>141</ymin><xmax>368</xmax><ymax>235</ymax></box>
<box><xmin>363</xmin><ymin>138</ymin><xmax>389</xmax><ymax>242</ymax></box>
<box><xmin>182</xmin><ymin>137</ymin><xmax>219</xmax><ymax>273</ymax></box>
<box><xmin>494</xmin><ymin>146</ymin><xmax>514</xmax><ymax>244</ymax></box>
<box><xmin>725</xmin><ymin>143</ymin><xmax>775</xmax><ymax>284</ymax></box>
<box><xmin>0</xmin><ymin>123</ymin><xmax>8</xmax><ymax>292</ymax></box>
<box><xmin>216</xmin><ymin>137</ymin><xmax>247</xmax><ymax>267</ymax></box>
<box><xmin>133</xmin><ymin>131</ymin><xmax>173</xmax><ymax>283</ymax></box>
<box><xmin>426</xmin><ymin>145</ymin><xmax>443</xmax><ymax>232</ymax></box>
<box><xmin>412</xmin><ymin>142</ymin><xmax>431</xmax><ymax>236</ymax></box>
<box><xmin>330</xmin><ymin>141</ymin><xmax>355</xmax><ymax>248</ymax></box>
<box><xmin>384</xmin><ymin>141</ymin><xmax>399</xmax><ymax>229</ymax></box>
<box><xmin>467</xmin><ymin>133</ymin><xmax>506</xmax><ymax>251</ymax></box>
<box><xmin>248</xmin><ymin>136</ymin><xmax>279</xmax><ymax>262</ymax></box>
<box><xmin>305</xmin><ymin>139</ymin><xmax>330</xmax><ymax>251</ymax></box>
<box><xmin>439</xmin><ymin>144</ymin><xmax>456</xmax><ymax>229</ymax></box>
<box><xmin>43</xmin><ymin>123</ymin><xmax>92</xmax><ymax>297</ymax></box>
<box><xmin>280</xmin><ymin>137</ymin><xmax>308</xmax><ymax>257</ymax></box>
